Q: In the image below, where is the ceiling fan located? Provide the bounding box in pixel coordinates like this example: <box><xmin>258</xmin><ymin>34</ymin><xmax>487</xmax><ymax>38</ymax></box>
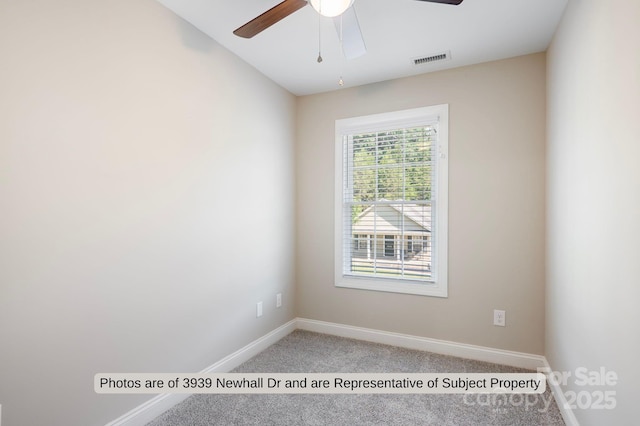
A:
<box><xmin>233</xmin><ymin>0</ymin><xmax>464</xmax><ymax>59</ymax></box>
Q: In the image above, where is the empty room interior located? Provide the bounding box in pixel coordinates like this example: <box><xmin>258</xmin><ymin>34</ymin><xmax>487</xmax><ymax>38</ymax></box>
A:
<box><xmin>0</xmin><ymin>1</ymin><xmax>638</xmax><ymax>425</ymax></box>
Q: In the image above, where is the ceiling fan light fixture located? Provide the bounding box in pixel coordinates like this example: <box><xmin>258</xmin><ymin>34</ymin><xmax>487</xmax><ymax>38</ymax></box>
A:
<box><xmin>309</xmin><ymin>0</ymin><xmax>355</xmax><ymax>18</ymax></box>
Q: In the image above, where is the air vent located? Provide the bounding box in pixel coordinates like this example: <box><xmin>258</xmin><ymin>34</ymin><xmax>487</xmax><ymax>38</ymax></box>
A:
<box><xmin>413</xmin><ymin>51</ymin><xmax>451</xmax><ymax>66</ymax></box>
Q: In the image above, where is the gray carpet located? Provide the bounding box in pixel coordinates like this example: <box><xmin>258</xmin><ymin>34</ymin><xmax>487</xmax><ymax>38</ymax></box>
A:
<box><xmin>147</xmin><ymin>330</ymin><xmax>565</xmax><ymax>425</ymax></box>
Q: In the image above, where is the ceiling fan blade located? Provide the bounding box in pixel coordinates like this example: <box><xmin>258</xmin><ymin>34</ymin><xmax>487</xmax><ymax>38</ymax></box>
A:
<box><xmin>233</xmin><ymin>0</ymin><xmax>308</xmax><ymax>38</ymax></box>
<box><xmin>333</xmin><ymin>7</ymin><xmax>366</xmax><ymax>60</ymax></box>
<box><xmin>415</xmin><ymin>0</ymin><xmax>464</xmax><ymax>5</ymax></box>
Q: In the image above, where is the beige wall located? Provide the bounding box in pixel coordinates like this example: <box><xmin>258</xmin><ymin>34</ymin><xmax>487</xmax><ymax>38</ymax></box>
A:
<box><xmin>546</xmin><ymin>1</ymin><xmax>640</xmax><ymax>425</ymax></box>
<box><xmin>295</xmin><ymin>53</ymin><xmax>547</xmax><ymax>354</ymax></box>
<box><xmin>0</xmin><ymin>1</ymin><xmax>296</xmax><ymax>425</ymax></box>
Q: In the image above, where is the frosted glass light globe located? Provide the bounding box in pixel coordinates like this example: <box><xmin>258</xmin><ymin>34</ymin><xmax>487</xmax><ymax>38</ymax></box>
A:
<box><xmin>309</xmin><ymin>0</ymin><xmax>355</xmax><ymax>18</ymax></box>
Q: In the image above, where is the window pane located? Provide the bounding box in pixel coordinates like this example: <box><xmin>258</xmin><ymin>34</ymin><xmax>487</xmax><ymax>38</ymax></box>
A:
<box><xmin>345</xmin><ymin>125</ymin><xmax>436</xmax><ymax>281</ymax></box>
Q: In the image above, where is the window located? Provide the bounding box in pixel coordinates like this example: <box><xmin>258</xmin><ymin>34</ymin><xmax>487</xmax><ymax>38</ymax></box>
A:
<box><xmin>384</xmin><ymin>235</ymin><xmax>395</xmax><ymax>257</ymax></box>
<box><xmin>335</xmin><ymin>105</ymin><xmax>448</xmax><ymax>297</ymax></box>
<box><xmin>357</xmin><ymin>235</ymin><xmax>368</xmax><ymax>250</ymax></box>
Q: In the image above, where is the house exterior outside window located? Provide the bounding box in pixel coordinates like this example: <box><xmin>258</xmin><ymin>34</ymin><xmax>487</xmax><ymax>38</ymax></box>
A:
<box><xmin>335</xmin><ymin>105</ymin><xmax>448</xmax><ymax>297</ymax></box>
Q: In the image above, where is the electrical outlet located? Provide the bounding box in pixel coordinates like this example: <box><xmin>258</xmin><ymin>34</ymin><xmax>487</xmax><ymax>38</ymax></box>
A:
<box><xmin>493</xmin><ymin>309</ymin><xmax>506</xmax><ymax>326</ymax></box>
<box><xmin>276</xmin><ymin>293</ymin><xmax>282</xmax><ymax>308</ymax></box>
<box><xmin>257</xmin><ymin>302</ymin><xmax>263</xmax><ymax>318</ymax></box>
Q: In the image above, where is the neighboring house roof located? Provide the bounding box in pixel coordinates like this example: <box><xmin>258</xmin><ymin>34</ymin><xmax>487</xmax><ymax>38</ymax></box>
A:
<box><xmin>352</xmin><ymin>201</ymin><xmax>431</xmax><ymax>235</ymax></box>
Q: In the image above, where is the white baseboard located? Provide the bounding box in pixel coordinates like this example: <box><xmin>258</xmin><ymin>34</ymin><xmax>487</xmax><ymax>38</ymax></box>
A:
<box><xmin>296</xmin><ymin>318</ymin><xmax>547</xmax><ymax>370</ymax></box>
<box><xmin>105</xmin><ymin>319</ymin><xmax>297</xmax><ymax>426</ymax></box>
<box><xmin>105</xmin><ymin>393</ymin><xmax>189</xmax><ymax>426</ymax></box>
<box><xmin>107</xmin><ymin>317</ymin><xmax>555</xmax><ymax>425</ymax></box>
<box><xmin>540</xmin><ymin>359</ymin><xmax>580</xmax><ymax>426</ymax></box>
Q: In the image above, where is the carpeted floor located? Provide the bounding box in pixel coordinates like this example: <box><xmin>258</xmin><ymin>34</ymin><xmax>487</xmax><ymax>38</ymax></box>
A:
<box><xmin>147</xmin><ymin>330</ymin><xmax>565</xmax><ymax>425</ymax></box>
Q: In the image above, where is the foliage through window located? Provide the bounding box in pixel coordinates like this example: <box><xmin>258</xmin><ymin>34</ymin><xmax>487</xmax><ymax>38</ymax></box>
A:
<box><xmin>335</xmin><ymin>105</ymin><xmax>448</xmax><ymax>297</ymax></box>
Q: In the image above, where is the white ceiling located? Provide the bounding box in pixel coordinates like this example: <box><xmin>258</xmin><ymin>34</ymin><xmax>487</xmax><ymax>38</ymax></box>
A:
<box><xmin>156</xmin><ymin>0</ymin><xmax>568</xmax><ymax>96</ymax></box>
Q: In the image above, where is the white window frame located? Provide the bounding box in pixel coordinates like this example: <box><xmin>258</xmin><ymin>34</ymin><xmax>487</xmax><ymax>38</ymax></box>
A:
<box><xmin>334</xmin><ymin>105</ymin><xmax>448</xmax><ymax>297</ymax></box>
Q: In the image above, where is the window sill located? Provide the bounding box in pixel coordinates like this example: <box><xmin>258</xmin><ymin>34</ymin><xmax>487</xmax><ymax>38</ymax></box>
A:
<box><xmin>335</xmin><ymin>275</ymin><xmax>448</xmax><ymax>298</ymax></box>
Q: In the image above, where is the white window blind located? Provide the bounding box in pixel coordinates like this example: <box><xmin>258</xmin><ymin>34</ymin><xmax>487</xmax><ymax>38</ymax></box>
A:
<box><xmin>335</xmin><ymin>105</ymin><xmax>448</xmax><ymax>297</ymax></box>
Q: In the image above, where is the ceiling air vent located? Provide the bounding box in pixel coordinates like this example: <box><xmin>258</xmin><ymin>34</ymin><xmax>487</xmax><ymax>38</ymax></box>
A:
<box><xmin>413</xmin><ymin>51</ymin><xmax>451</xmax><ymax>66</ymax></box>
